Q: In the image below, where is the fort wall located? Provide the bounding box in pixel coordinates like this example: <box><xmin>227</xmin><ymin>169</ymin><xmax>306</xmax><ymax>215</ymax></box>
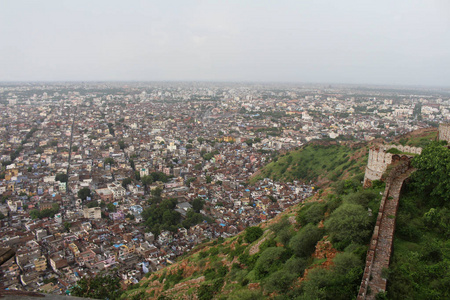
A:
<box><xmin>364</xmin><ymin>144</ymin><xmax>421</xmax><ymax>187</ymax></box>
<box><xmin>358</xmin><ymin>161</ymin><xmax>414</xmax><ymax>299</ymax></box>
<box><xmin>438</xmin><ymin>123</ymin><xmax>450</xmax><ymax>143</ymax></box>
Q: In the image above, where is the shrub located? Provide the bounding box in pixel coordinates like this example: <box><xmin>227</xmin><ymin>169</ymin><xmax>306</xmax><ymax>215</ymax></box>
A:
<box><xmin>344</xmin><ymin>190</ymin><xmax>378</xmax><ymax>208</ymax></box>
<box><xmin>254</xmin><ymin>247</ymin><xmax>287</xmax><ymax>279</ymax></box>
<box><xmin>245</xmin><ymin>226</ymin><xmax>264</xmax><ymax>243</ymax></box>
<box><xmin>325</xmin><ymin>203</ymin><xmax>372</xmax><ymax>249</ymax></box>
<box><xmin>297</xmin><ymin>202</ymin><xmax>327</xmax><ymax>225</ymax></box>
<box><xmin>289</xmin><ymin>224</ymin><xmax>324</xmax><ymax>257</ymax></box>
<box><xmin>264</xmin><ymin>270</ymin><xmax>296</xmax><ymax>293</ymax></box>
<box><xmin>284</xmin><ymin>257</ymin><xmax>308</xmax><ymax>276</ymax></box>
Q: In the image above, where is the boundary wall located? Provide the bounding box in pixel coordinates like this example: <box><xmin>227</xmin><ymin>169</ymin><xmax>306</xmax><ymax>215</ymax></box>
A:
<box><xmin>358</xmin><ymin>161</ymin><xmax>414</xmax><ymax>299</ymax></box>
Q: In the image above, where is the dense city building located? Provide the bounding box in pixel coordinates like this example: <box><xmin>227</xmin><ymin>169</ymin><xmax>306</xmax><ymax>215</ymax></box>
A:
<box><xmin>0</xmin><ymin>82</ymin><xmax>446</xmax><ymax>295</ymax></box>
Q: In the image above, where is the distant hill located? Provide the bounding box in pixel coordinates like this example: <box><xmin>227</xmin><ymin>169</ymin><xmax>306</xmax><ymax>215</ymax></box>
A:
<box><xmin>250</xmin><ymin>141</ymin><xmax>368</xmax><ymax>186</ymax></box>
<box><xmin>392</xmin><ymin>127</ymin><xmax>437</xmax><ymax>148</ymax></box>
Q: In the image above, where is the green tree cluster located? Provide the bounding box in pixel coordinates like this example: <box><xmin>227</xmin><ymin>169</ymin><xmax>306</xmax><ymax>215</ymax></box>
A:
<box><xmin>55</xmin><ymin>173</ymin><xmax>68</xmax><ymax>183</ymax></box>
<box><xmin>30</xmin><ymin>203</ymin><xmax>60</xmax><ymax>219</ymax></box>
<box><xmin>142</xmin><ymin>198</ymin><xmax>181</xmax><ymax>235</ymax></box>
<box><xmin>244</xmin><ymin>226</ymin><xmax>264</xmax><ymax>243</ymax></box>
<box><xmin>77</xmin><ymin>187</ymin><xmax>91</xmax><ymax>201</ymax></box>
<box><xmin>70</xmin><ymin>273</ymin><xmax>122</xmax><ymax>299</ymax></box>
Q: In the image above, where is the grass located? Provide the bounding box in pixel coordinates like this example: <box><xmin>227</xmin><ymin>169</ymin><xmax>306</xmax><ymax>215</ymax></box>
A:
<box><xmin>311</xmin><ymin>257</ymin><xmax>327</xmax><ymax>266</ymax></box>
<box><xmin>387</xmin><ymin>186</ymin><xmax>450</xmax><ymax>299</ymax></box>
<box><xmin>250</xmin><ymin>143</ymin><xmax>366</xmax><ymax>184</ymax></box>
<box><xmin>404</xmin><ymin>131</ymin><xmax>437</xmax><ymax>148</ymax></box>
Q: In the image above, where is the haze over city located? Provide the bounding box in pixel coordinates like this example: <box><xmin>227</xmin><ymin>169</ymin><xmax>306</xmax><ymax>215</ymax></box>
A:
<box><xmin>1</xmin><ymin>0</ymin><xmax>450</xmax><ymax>86</ymax></box>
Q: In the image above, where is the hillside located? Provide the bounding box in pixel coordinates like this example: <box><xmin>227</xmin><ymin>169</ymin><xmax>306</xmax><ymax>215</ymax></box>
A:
<box><xmin>249</xmin><ymin>141</ymin><xmax>368</xmax><ymax>186</ymax></box>
<box><xmin>122</xmin><ymin>174</ymin><xmax>385</xmax><ymax>299</ymax></box>
<box><xmin>386</xmin><ymin>141</ymin><xmax>450</xmax><ymax>299</ymax></box>
<box><xmin>392</xmin><ymin>128</ymin><xmax>437</xmax><ymax>148</ymax></box>
<box><xmin>117</xmin><ymin>130</ymin><xmax>449</xmax><ymax>300</ymax></box>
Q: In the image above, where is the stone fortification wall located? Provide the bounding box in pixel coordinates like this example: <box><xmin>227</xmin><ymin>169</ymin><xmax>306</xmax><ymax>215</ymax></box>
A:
<box><xmin>392</xmin><ymin>144</ymin><xmax>422</xmax><ymax>155</ymax></box>
<box><xmin>438</xmin><ymin>123</ymin><xmax>450</xmax><ymax>142</ymax></box>
<box><xmin>364</xmin><ymin>144</ymin><xmax>421</xmax><ymax>186</ymax></box>
<box><xmin>364</xmin><ymin>148</ymin><xmax>392</xmax><ymax>184</ymax></box>
<box><xmin>358</xmin><ymin>161</ymin><xmax>414</xmax><ymax>299</ymax></box>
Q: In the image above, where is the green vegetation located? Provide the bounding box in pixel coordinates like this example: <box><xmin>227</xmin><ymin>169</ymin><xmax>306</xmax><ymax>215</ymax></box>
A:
<box><xmin>142</xmin><ymin>197</ymin><xmax>205</xmax><ymax>236</ymax></box>
<box><xmin>122</xmin><ymin>177</ymin><xmax>132</xmax><ymax>188</ymax></box>
<box><xmin>77</xmin><ymin>187</ymin><xmax>91</xmax><ymax>201</ymax></box>
<box><xmin>55</xmin><ymin>173</ymin><xmax>68</xmax><ymax>183</ymax></box>
<box><xmin>123</xmin><ymin>167</ymin><xmax>383</xmax><ymax>299</ymax></box>
<box><xmin>289</xmin><ymin>223</ymin><xmax>324</xmax><ymax>257</ymax></box>
<box><xmin>30</xmin><ymin>203</ymin><xmax>60</xmax><ymax>219</ymax></box>
<box><xmin>244</xmin><ymin>226</ymin><xmax>264</xmax><ymax>243</ymax></box>
<box><xmin>250</xmin><ymin>142</ymin><xmax>366</xmax><ymax>184</ymax></box>
<box><xmin>104</xmin><ymin>157</ymin><xmax>115</xmax><ymax>167</ymax></box>
<box><xmin>122</xmin><ymin>136</ymin><xmax>450</xmax><ymax>299</ymax></box>
<box><xmin>142</xmin><ymin>198</ymin><xmax>182</xmax><ymax>235</ymax></box>
<box><xmin>70</xmin><ymin>273</ymin><xmax>123</xmax><ymax>299</ymax></box>
<box><xmin>401</xmin><ymin>131</ymin><xmax>437</xmax><ymax>148</ymax></box>
<box><xmin>386</xmin><ymin>141</ymin><xmax>450</xmax><ymax>299</ymax></box>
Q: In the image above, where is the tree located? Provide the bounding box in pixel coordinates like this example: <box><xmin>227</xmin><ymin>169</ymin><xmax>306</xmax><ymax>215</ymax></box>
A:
<box><xmin>104</xmin><ymin>157</ymin><xmax>115</xmax><ymax>167</ymax></box>
<box><xmin>70</xmin><ymin>274</ymin><xmax>122</xmax><ymax>299</ymax></box>
<box><xmin>245</xmin><ymin>226</ymin><xmax>264</xmax><ymax>243</ymax></box>
<box><xmin>107</xmin><ymin>203</ymin><xmax>116</xmax><ymax>212</ymax></box>
<box><xmin>30</xmin><ymin>209</ymin><xmax>41</xmax><ymax>219</ymax></box>
<box><xmin>87</xmin><ymin>201</ymin><xmax>99</xmax><ymax>208</ymax></box>
<box><xmin>411</xmin><ymin>141</ymin><xmax>450</xmax><ymax>205</ymax></box>
<box><xmin>141</xmin><ymin>175</ymin><xmax>153</xmax><ymax>194</ymax></box>
<box><xmin>55</xmin><ymin>173</ymin><xmax>68</xmax><ymax>183</ymax></box>
<box><xmin>297</xmin><ymin>202</ymin><xmax>327</xmax><ymax>226</ymax></box>
<box><xmin>186</xmin><ymin>177</ymin><xmax>196</xmax><ymax>187</ymax></box>
<box><xmin>107</xmin><ymin>123</ymin><xmax>115</xmax><ymax>136</ymax></box>
<box><xmin>77</xmin><ymin>187</ymin><xmax>91</xmax><ymax>201</ymax></box>
<box><xmin>324</xmin><ymin>203</ymin><xmax>373</xmax><ymax>249</ymax></box>
<box><xmin>118</xmin><ymin>140</ymin><xmax>126</xmax><ymax>150</ymax></box>
<box><xmin>192</xmin><ymin>197</ymin><xmax>205</xmax><ymax>213</ymax></box>
<box><xmin>289</xmin><ymin>223</ymin><xmax>323</xmax><ymax>257</ymax></box>
<box><xmin>300</xmin><ymin>252</ymin><xmax>363</xmax><ymax>300</ymax></box>
<box><xmin>63</xmin><ymin>221</ymin><xmax>71</xmax><ymax>232</ymax></box>
<box><xmin>122</xmin><ymin>177</ymin><xmax>132</xmax><ymax>188</ymax></box>
<box><xmin>150</xmin><ymin>171</ymin><xmax>168</xmax><ymax>183</ymax></box>
<box><xmin>264</xmin><ymin>269</ymin><xmax>296</xmax><ymax>293</ymax></box>
<box><xmin>182</xmin><ymin>209</ymin><xmax>204</xmax><ymax>228</ymax></box>
<box><xmin>254</xmin><ymin>247</ymin><xmax>287</xmax><ymax>279</ymax></box>
<box><xmin>29</xmin><ymin>203</ymin><xmax>60</xmax><ymax>219</ymax></box>
<box><xmin>151</xmin><ymin>187</ymin><xmax>163</xmax><ymax>198</ymax></box>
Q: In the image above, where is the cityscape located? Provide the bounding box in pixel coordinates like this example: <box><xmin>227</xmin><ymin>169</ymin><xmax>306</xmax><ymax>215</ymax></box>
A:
<box><xmin>0</xmin><ymin>82</ymin><xmax>448</xmax><ymax>295</ymax></box>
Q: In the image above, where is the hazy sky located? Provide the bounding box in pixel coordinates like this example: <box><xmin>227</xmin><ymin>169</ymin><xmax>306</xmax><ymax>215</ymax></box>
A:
<box><xmin>1</xmin><ymin>0</ymin><xmax>449</xmax><ymax>86</ymax></box>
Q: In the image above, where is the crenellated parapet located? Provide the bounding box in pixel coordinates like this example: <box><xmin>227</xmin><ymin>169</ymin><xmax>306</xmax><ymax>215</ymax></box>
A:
<box><xmin>438</xmin><ymin>123</ymin><xmax>450</xmax><ymax>143</ymax></box>
<box><xmin>363</xmin><ymin>144</ymin><xmax>421</xmax><ymax>187</ymax></box>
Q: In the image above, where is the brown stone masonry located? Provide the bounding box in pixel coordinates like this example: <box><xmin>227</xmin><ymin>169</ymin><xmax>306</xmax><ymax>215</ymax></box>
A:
<box><xmin>358</xmin><ymin>161</ymin><xmax>415</xmax><ymax>300</ymax></box>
